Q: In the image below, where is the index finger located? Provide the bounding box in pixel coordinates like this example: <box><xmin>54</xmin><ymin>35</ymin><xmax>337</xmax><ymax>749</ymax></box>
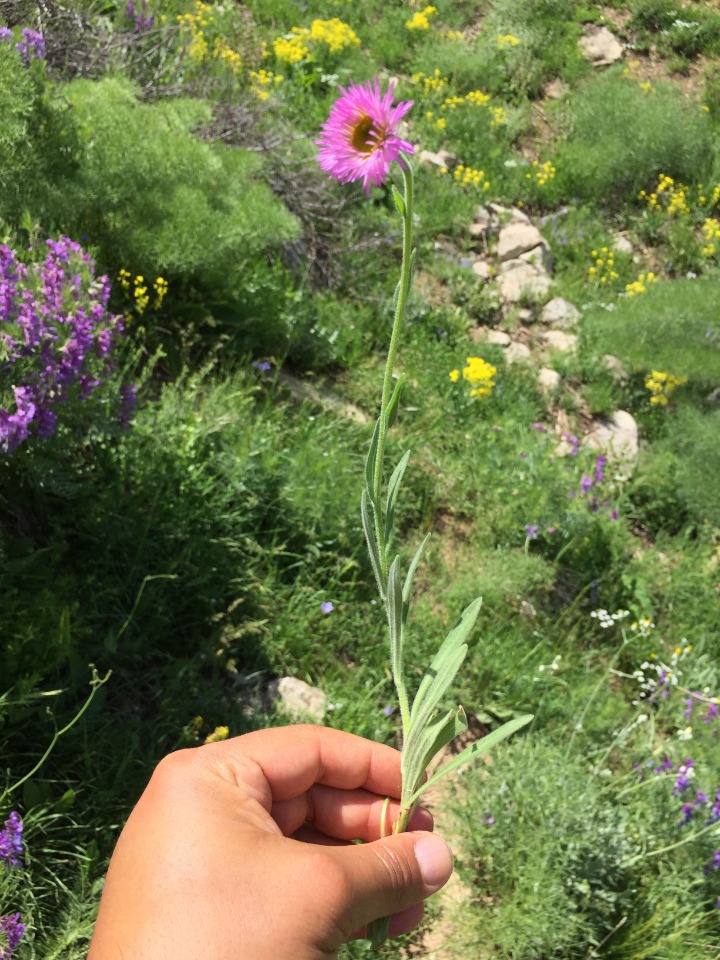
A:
<box><xmin>205</xmin><ymin>724</ymin><xmax>404</xmax><ymax>804</ymax></box>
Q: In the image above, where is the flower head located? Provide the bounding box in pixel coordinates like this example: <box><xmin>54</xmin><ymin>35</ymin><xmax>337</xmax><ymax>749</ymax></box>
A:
<box><xmin>321</xmin><ymin>601</ymin><xmax>334</xmax><ymax>614</ymax></box>
<box><xmin>0</xmin><ymin>812</ymin><xmax>24</xmax><ymax>868</ymax></box>
<box><xmin>316</xmin><ymin>78</ymin><xmax>414</xmax><ymax>195</ymax></box>
<box><xmin>0</xmin><ymin>914</ymin><xmax>25</xmax><ymax>959</ymax></box>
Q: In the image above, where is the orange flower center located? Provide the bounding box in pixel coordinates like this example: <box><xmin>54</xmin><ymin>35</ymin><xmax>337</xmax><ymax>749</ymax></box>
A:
<box><xmin>350</xmin><ymin>115</ymin><xmax>381</xmax><ymax>154</ymax></box>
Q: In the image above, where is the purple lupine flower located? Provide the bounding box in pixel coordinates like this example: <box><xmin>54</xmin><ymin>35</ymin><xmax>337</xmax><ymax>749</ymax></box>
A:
<box><xmin>610</xmin><ymin>507</ymin><xmax>619</xmax><ymax>521</ymax></box>
<box><xmin>0</xmin><ymin>27</ymin><xmax>12</xmax><ymax>41</ymax></box>
<box><xmin>695</xmin><ymin>790</ymin><xmax>708</xmax><ymax>806</ymax></box>
<box><xmin>320</xmin><ymin>601</ymin><xmax>334</xmax><ymax>614</ymax></box>
<box><xmin>524</xmin><ymin>524</ymin><xmax>539</xmax><ymax>539</ymax></box>
<box><xmin>705</xmin><ymin>850</ymin><xmax>720</xmax><ymax>873</ymax></box>
<box><xmin>672</xmin><ymin>759</ymin><xmax>694</xmax><ymax>795</ymax></box>
<box><xmin>684</xmin><ymin>694</ymin><xmax>697</xmax><ymax>720</ymax></box>
<box><xmin>563</xmin><ymin>432</ymin><xmax>580</xmax><ymax>455</ymax></box>
<box><xmin>0</xmin><ymin>813</ymin><xmax>23</xmax><ymax>868</ymax></box>
<box><xmin>678</xmin><ymin>802</ymin><xmax>694</xmax><ymax>826</ymax></box>
<box><xmin>705</xmin><ymin>702</ymin><xmax>719</xmax><ymax>724</ymax></box>
<box><xmin>16</xmin><ymin>27</ymin><xmax>45</xmax><ymax>64</ymax></box>
<box><xmin>654</xmin><ymin>757</ymin><xmax>673</xmax><ymax>774</ymax></box>
<box><xmin>709</xmin><ymin>786</ymin><xmax>720</xmax><ymax>823</ymax></box>
<box><xmin>594</xmin><ymin>455</ymin><xmax>607</xmax><ymax>484</ymax></box>
<box><xmin>580</xmin><ymin>475</ymin><xmax>593</xmax><ymax>495</ymax></box>
<box><xmin>0</xmin><ymin>913</ymin><xmax>26</xmax><ymax>958</ymax></box>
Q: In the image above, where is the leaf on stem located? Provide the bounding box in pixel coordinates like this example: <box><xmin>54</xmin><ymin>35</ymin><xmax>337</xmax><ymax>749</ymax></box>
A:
<box><xmin>406</xmin><ymin>714</ymin><xmax>534</xmax><ymax>807</ymax></box>
<box><xmin>385</xmin><ymin>450</ymin><xmax>411</xmax><ymax>546</ymax></box>
<box><xmin>386</xmin><ymin>373</ymin><xmax>405</xmax><ymax>430</ymax></box>
<box><xmin>402</xmin><ymin>532</ymin><xmax>430</xmax><ymax>614</ymax></box>
<box><xmin>361</xmin><ymin>489</ymin><xmax>385</xmax><ymax>599</ymax></box>
<box><xmin>387</xmin><ymin>556</ymin><xmax>405</xmax><ymax>689</ymax></box>
<box><xmin>413</xmin><ymin>706</ymin><xmax>469</xmax><ymax>780</ymax></box>
<box><xmin>392</xmin><ymin>184</ymin><xmax>405</xmax><ymax>217</ymax></box>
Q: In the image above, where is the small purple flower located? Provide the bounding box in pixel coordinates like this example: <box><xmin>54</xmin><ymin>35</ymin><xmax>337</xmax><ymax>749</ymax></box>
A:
<box><xmin>320</xmin><ymin>601</ymin><xmax>334</xmax><ymax>614</ymax></box>
<box><xmin>0</xmin><ymin>813</ymin><xmax>23</xmax><ymax>868</ymax></box>
<box><xmin>0</xmin><ymin>913</ymin><xmax>26</xmax><ymax>958</ymax></box>
<box><xmin>545</xmin><ymin>526</ymin><xmax>556</xmax><ymax>535</ymax></box>
<box><xmin>705</xmin><ymin>850</ymin><xmax>720</xmax><ymax>873</ymax></box>
<box><xmin>580</xmin><ymin>475</ymin><xmax>593</xmax><ymax>495</ymax></box>
<box><xmin>610</xmin><ymin>507</ymin><xmax>619</xmax><ymax>521</ymax></box>
<box><xmin>678</xmin><ymin>801</ymin><xmax>694</xmax><ymax>826</ymax></box>
<box><xmin>519</xmin><ymin>452</ymin><xmax>527</xmax><ymax>459</ymax></box>
<box><xmin>531</xmin><ymin>421</ymin><xmax>546</xmax><ymax>432</ymax></box>
<box><xmin>252</xmin><ymin>360</ymin><xmax>272</xmax><ymax>372</ymax></box>
<box><xmin>654</xmin><ymin>757</ymin><xmax>673</xmax><ymax>774</ymax></box>
<box><xmin>383</xmin><ymin>705</ymin><xmax>394</xmax><ymax>717</ymax></box>
<box><xmin>481</xmin><ymin>812</ymin><xmax>494</xmax><ymax>826</ymax></box>
<box><xmin>705</xmin><ymin>702</ymin><xmax>719</xmax><ymax>724</ymax></box>
<box><xmin>594</xmin><ymin>455</ymin><xmax>607</xmax><ymax>484</ymax></box>
<box><xmin>563</xmin><ymin>432</ymin><xmax>580</xmax><ymax>455</ymax></box>
<box><xmin>16</xmin><ymin>27</ymin><xmax>45</xmax><ymax>64</ymax></box>
<box><xmin>709</xmin><ymin>786</ymin><xmax>720</xmax><ymax>823</ymax></box>
<box><xmin>695</xmin><ymin>790</ymin><xmax>708</xmax><ymax>806</ymax></box>
<box><xmin>524</xmin><ymin>524</ymin><xmax>539</xmax><ymax>540</ymax></box>
<box><xmin>672</xmin><ymin>759</ymin><xmax>694</xmax><ymax>795</ymax></box>
<box><xmin>0</xmin><ymin>27</ymin><xmax>12</xmax><ymax>41</ymax></box>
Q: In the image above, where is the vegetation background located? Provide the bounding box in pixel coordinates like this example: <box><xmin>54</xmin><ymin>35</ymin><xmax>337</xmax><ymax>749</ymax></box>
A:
<box><xmin>0</xmin><ymin>0</ymin><xmax>719</xmax><ymax>957</ymax></box>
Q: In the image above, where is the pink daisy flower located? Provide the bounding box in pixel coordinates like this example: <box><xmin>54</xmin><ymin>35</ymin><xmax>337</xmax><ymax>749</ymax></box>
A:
<box><xmin>316</xmin><ymin>78</ymin><xmax>414</xmax><ymax>195</ymax></box>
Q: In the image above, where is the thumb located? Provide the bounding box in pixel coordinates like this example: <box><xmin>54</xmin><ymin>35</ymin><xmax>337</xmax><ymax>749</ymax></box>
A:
<box><xmin>327</xmin><ymin>831</ymin><xmax>453</xmax><ymax>935</ymax></box>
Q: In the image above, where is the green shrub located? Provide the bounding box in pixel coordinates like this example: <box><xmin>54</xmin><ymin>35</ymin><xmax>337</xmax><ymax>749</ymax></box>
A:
<box><xmin>553</xmin><ymin>71</ymin><xmax>713</xmax><ymax>202</ymax></box>
<box><xmin>661</xmin><ymin>405</ymin><xmax>720</xmax><ymax>526</ymax></box>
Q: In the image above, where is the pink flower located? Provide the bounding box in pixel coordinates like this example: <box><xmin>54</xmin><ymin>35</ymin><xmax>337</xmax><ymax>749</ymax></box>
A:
<box><xmin>316</xmin><ymin>78</ymin><xmax>414</xmax><ymax>195</ymax></box>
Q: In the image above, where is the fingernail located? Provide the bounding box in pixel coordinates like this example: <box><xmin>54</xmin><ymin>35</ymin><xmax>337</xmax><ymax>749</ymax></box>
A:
<box><xmin>414</xmin><ymin>835</ymin><xmax>454</xmax><ymax>890</ymax></box>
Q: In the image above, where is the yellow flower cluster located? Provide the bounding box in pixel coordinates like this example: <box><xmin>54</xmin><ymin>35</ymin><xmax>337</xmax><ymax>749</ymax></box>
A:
<box><xmin>644</xmin><ymin>370</ymin><xmax>687</xmax><ymax>406</ymax></box>
<box><xmin>639</xmin><ymin>174</ymin><xmax>689</xmax><ymax>216</ymax></box>
<box><xmin>489</xmin><ymin>105</ymin><xmax>507</xmax><ymax>127</ymax></box>
<box><xmin>214</xmin><ymin>37</ymin><xmax>242</xmax><ymax>72</ymax></box>
<box><xmin>249</xmin><ymin>68</ymin><xmax>283</xmax><ymax>100</ymax></box>
<box><xmin>309</xmin><ymin>18</ymin><xmax>361</xmax><ymax>53</ymax></box>
<box><xmin>701</xmin><ymin>217</ymin><xmax>720</xmax><ymax>256</ymax></box>
<box><xmin>496</xmin><ymin>33</ymin><xmax>521</xmax><ymax>50</ymax></box>
<box><xmin>526</xmin><ymin>159</ymin><xmax>555</xmax><ymax>187</ymax></box>
<box><xmin>625</xmin><ymin>271</ymin><xmax>658</xmax><ymax>296</ymax></box>
<box><xmin>465</xmin><ymin>89</ymin><xmax>491</xmax><ymax>107</ymax></box>
<box><xmin>588</xmin><ymin>248</ymin><xmax>618</xmax><ymax>284</ymax></box>
<box><xmin>441</xmin><ymin>94</ymin><xmax>465</xmax><ymax>110</ymax></box>
<box><xmin>406</xmin><ymin>5</ymin><xmax>438</xmax><ymax>30</ymax></box>
<box><xmin>177</xmin><ymin>0</ymin><xmax>214</xmax><ymax>63</ymax></box>
<box><xmin>449</xmin><ymin>357</ymin><xmax>497</xmax><ymax>398</ymax></box>
<box><xmin>118</xmin><ymin>270</ymin><xmax>168</xmax><ymax>314</ymax></box>
<box><xmin>204</xmin><ymin>725</ymin><xmax>230</xmax><ymax>744</ymax></box>
<box><xmin>445</xmin><ymin>29</ymin><xmax>465</xmax><ymax>41</ymax></box>
<box><xmin>274</xmin><ymin>33</ymin><xmax>310</xmax><ymax>63</ymax></box>
<box><xmin>639</xmin><ymin>80</ymin><xmax>653</xmax><ymax>94</ymax></box>
<box><xmin>412</xmin><ymin>69</ymin><xmax>448</xmax><ymax>93</ymax></box>
<box><xmin>454</xmin><ymin>164</ymin><xmax>490</xmax><ymax>190</ymax></box>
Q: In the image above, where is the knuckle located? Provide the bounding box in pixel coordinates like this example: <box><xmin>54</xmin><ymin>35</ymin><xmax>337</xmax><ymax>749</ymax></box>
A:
<box><xmin>374</xmin><ymin>842</ymin><xmax>416</xmax><ymax>892</ymax></box>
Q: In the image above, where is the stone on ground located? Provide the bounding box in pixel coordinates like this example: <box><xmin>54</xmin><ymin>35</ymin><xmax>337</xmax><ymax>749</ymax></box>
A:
<box><xmin>271</xmin><ymin>677</ymin><xmax>327</xmax><ymax>721</ymax></box>
<box><xmin>497</xmin><ymin>223</ymin><xmax>547</xmax><ymax>261</ymax></box>
<box><xmin>585</xmin><ymin>410</ymin><xmax>639</xmax><ymax>462</ymax></box>
<box><xmin>538</xmin><ymin>367</ymin><xmax>561</xmax><ymax>394</ymax></box>
<box><xmin>499</xmin><ymin>262</ymin><xmax>552</xmax><ymax>302</ymax></box>
<box><xmin>579</xmin><ymin>26</ymin><xmax>623</xmax><ymax>64</ymax></box>
<box><xmin>541</xmin><ymin>297</ymin><xmax>580</xmax><ymax>328</ymax></box>
<box><xmin>542</xmin><ymin>330</ymin><xmax>578</xmax><ymax>353</ymax></box>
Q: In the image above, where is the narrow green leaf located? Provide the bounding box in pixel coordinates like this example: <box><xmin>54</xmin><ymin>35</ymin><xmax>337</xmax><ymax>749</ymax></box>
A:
<box><xmin>408</xmin><ymin>247</ymin><xmax>417</xmax><ymax>284</ymax></box>
<box><xmin>361</xmin><ymin>489</ymin><xmax>385</xmax><ymax>600</ymax></box>
<box><xmin>385</xmin><ymin>450</ymin><xmax>411</xmax><ymax>545</ymax></box>
<box><xmin>407</xmin><ymin>715</ymin><xmax>534</xmax><ymax>806</ymax></box>
<box><xmin>403</xmin><ymin>706</ymin><xmax>468</xmax><ymax>788</ymax></box>
<box><xmin>409</xmin><ymin>598</ymin><xmax>481</xmax><ymax>727</ymax></box>
<box><xmin>367</xmin><ymin>916</ymin><xmax>390</xmax><ymax>949</ymax></box>
<box><xmin>365</xmin><ymin>416</ymin><xmax>382</xmax><ymax>493</ymax></box>
<box><xmin>386</xmin><ymin>373</ymin><xmax>405</xmax><ymax>430</ymax></box>
<box><xmin>387</xmin><ymin>557</ymin><xmax>404</xmax><ymax>688</ymax></box>
<box><xmin>392</xmin><ymin>185</ymin><xmax>405</xmax><ymax>217</ymax></box>
<box><xmin>402</xmin><ymin>532</ymin><xmax>430</xmax><ymax>612</ymax></box>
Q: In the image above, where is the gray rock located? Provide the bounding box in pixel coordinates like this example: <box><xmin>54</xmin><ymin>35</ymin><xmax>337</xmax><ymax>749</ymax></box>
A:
<box><xmin>585</xmin><ymin>410</ymin><xmax>639</xmax><ymax>462</ymax></box>
<box><xmin>498</xmin><ymin>223</ymin><xmax>548</xmax><ymax>262</ymax></box>
<box><xmin>271</xmin><ymin>677</ymin><xmax>327</xmax><ymax>722</ymax></box>
<box><xmin>544</xmin><ymin>78</ymin><xmax>568</xmax><ymax>99</ymax></box>
<box><xmin>516</xmin><ymin>308</ymin><xmax>533</xmax><ymax>323</ymax></box>
<box><xmin>469</xmin><ymin>222</ymin><xmax>489</xmax><ymax>240</ymax></box>
<box><xmin>519</xmin><ymin>243</ymin><xmax>553</xmax><ymax>272</ymax></box>
<box><xmin>541</xmin><ymin>297</ymin><xmax>580</xmax><ymax>328</ymax></box>
<box><xmin>489</xmin><ymin>203</ymin><xmax>531</xmax><ymax>224</ymax></box>
<box><xmin>538</xmin><ymin>367</ymin><xmax>561</xmax><ymax>393</ymax></box>
<box><xmin>472</xmin><ymin>259</ymin><xmax>492</xmax><ymax>279</ymax></box>
<box><xmin>579</xmin><ymin>26</ymin><xmax>623</xmax><ymax>64</ymax></box>
<box><xmin>612</xmin><ymin>234</ymin><xmax>634</xmax><ymax>255</ymax></box>
<box><xmin>419</xmin><ymin>149</ymin><xmax>456</xmax><ymax>169</ymax></box>
<box><xmin>602</xmin><ymin>354</ymin><xmax>627</xmax><ymax>380</ymax></box>
<box><xmin>541</xmin><ymin>330</ymin><xmax>578</xmax><ymax>353</ymax></box>
<box><xmin>506</xmin><ymin>341</ymin><xmax>532</xmax><ymax>364</ymax></box>
<box><xmin>498</xmin><ymin>262</ymin><xmax>552</xmax><ymax>302</ymax></box>
<box><xmin>486</xmin><ymin>329</ymin><xmax>512</xmax><ymax>346</ymax></box>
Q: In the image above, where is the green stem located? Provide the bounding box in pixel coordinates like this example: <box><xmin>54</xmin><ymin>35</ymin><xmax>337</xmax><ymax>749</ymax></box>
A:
<box><xmin>372</xmin><ymin>163</ymin><xmax>415</xmax><ymax>580</ymax></box>
<box><xmin>623</xmin><ymin>817</ymin><xmax>720</xmax><ymax>868</ymax></box>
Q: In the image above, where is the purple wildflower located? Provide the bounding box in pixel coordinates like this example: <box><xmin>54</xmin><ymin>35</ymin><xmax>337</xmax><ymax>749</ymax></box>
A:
<box><xmin>580</xmin><ymin>475</ymin><xmax>593</xmax><ymax>495</ymax></box>
<box><xmin>563</xmin><ymin>432</ymin><xmax>580</xmax><ymax>455</ymax></box>
<box><xmin>383</xmin><ymin>705</ymin><xmax>394</xmax><ymax>717</ymax></box>
<box><xmin>672</xmin><ymin>759</ymin><xmax>694</xmax><ymax>795</ymax></box>
<box><xmin>524</xmin><ymin>524</ymin><xmax>539</xmax><ymax>540</ymax></box>
<box><xmin>0</xmin><ymin>27</ymin><xmax>12</xmax><ymax>41</ymax></box>
<box><xmin>481</xmin><ymin>812</ymin><xmax>495</xmax><ymax>826</ymax></box>
<box><xmin>709</xmin><ymin>786</ymin><xmax>720</xmax><ymax>823</ymax></box>
<box><xmin>316</xmin><ymin>78</ymin><xmax>414</xmax><ymax>195</ymax></box>
<box><xmin>252</xmin><ymin>360</ymin><xmax>272</xmax><ymax>372</ymax></box>
<box><xmin>0</xmin><ymin>913</ymin><xmax>25</xmax><ymax>959</ymax></box>
<box><xmin>705</xmin><ymin>702</ymin><xmax>719</xmax><ymax>724</ymax></box>
<box><xmin>594</xmin><ymin>455</ymin><xmax>607</xmax><ymax>484</ymax></box>
<box><xmin>16</xmin><ymin>27</ymin><xmax>45</xmax><ymax>64</ymax></box>
<box><xmin>654</xmin><ymin>757</ymin><xmax>672</xmax><ymax>774</ymax></box>
<box><xmin>678</xmin><ymin>802</ymin><xmax>694</xmax><ymax>826</ymax></box>
<box><xmin>0</xmin><ymin>813</ymin><xmax>23</xmax><ymax>868</ymax></box>
<box><xmin>706</xmin><ymin>850</ymin><xmax>720</xmax><ymax>873</ymax></box>
<box><xmin>610</xmin><ymin>507</ymin><xmax>619</xmax><ymax>521</ymax></box>
<box><xmin>531</xmin><ymin>421</ymin><xmax>546</xmax><ymax>432</ymax></box>
<box><xmin>320</xmin><ymin>601</ymin><xmax>334</xmax><ymax>614</ymax></box>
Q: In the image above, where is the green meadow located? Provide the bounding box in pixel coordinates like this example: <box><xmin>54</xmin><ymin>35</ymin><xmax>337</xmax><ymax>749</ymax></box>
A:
<box><xmin>1</xmin><ymin>0</ymin><xmax>719</xmax><ymax>956</ymax></box>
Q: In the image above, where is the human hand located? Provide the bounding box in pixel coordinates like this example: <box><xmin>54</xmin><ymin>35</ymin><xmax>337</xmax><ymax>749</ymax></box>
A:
<box><xmin>87</xmin><ymin>725</ymin><xmax>454</xmax><ymax>959</ymax></box>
